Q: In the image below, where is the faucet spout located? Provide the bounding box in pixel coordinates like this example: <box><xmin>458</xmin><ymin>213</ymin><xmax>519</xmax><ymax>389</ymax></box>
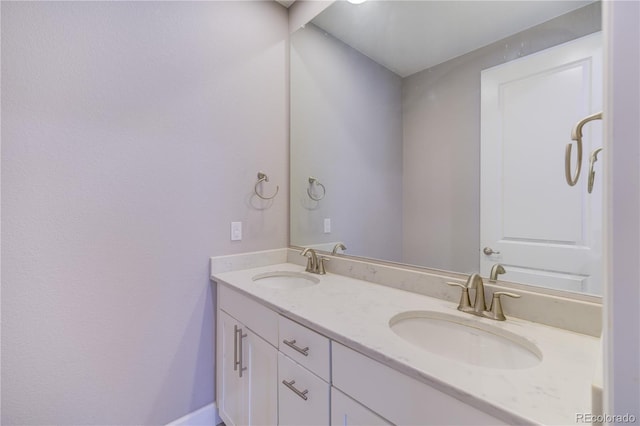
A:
<box><xmin>300</xmin><ymin>248</ymin><xmax>328</xmax><ymax>274</ymax></box>
<box><xmin>465</xmin><ymin>273</ymin><xmax>486</xmax><ymax>314</ymax></box>
<box><xmin>331</xmin><ymin>243</ymin><xmax>346</xmax><ymax>255</ymax></box>
<box><xmin>301</xmin><ymin>248</ymin><xmax>317</xmax><ymax>273</ymax></box>
<box><xmin>571</xmin><ymin>112</ymin><xmax>603</xmax><ymax>141</ymax></box>
<box><xmin>489</xmin><ymin>264</ymin><xmax>506</xmax><ymax>282</ymax></box>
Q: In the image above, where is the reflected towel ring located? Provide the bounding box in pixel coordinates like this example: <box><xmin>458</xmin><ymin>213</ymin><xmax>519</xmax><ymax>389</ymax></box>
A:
<box><xmin>254</xmin><ymin>172</ymin><xmax>279</xmax><ymax>200</ymax></box>
<box><xmin>588</xmin><ymin>147</ymin><xmax>603</xmax><ymax>194</ymax></box>
<box><xmin>566</xmin><ymin>112</ymin><xmax>602</xmax><ymax>186</ymax></box>
<box><xmin>307</xmin><ymin>177</ymin><xmax>326</xmax><ymax>201</ymax></box>
<box><xmin>565</xmin><ymin>138</ymin><xmax>583</xmax><ymax>186</ymax></box>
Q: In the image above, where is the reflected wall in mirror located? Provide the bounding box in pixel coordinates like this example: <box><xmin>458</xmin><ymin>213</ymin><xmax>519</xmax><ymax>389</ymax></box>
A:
<box><xmin>290</xmin><ymin>1</ymin><xmax>602</xmax><ymax>295</ymax></box>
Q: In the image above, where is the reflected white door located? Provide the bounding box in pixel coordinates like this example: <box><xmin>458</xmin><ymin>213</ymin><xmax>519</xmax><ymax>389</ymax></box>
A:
<box><xmin>480</xmin><ymin>32</ymin><xmax>603</xmax><ymax>294</ymax></box>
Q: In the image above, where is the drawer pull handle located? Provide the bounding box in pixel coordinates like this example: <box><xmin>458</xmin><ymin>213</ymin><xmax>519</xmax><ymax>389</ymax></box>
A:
<box><xmin>282</xmin><ymin>379</ymin><xmax>309</xmax><ymax>401</ymax></box>
<box><xmin>283</xmin><ymin>339</ymin><xmax>310</xmax><ymax>356</ymax></box>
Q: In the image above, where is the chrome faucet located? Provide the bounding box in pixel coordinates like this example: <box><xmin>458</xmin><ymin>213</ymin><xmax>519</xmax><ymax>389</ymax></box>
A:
<box><xmin>447</xmin><ymin>273</ymin><xmax>520</xmax><ymax>321</ymax></box>
<box><xmin>300</xmin><ymin>248</ymin><xmax>328</xmax><ymax>275</ymax></box>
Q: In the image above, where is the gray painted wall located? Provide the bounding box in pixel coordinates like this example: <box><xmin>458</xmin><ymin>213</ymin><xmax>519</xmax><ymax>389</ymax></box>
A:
<box><xmin>290</xmin><ymin>24</ymin><xmax>403</xmax><ymax>262</ymax></box>
<box><xmin>1</xmin><ymin>2</ymin><xmax>288</xmax><ymax>424</ymax></box>
<box><xmin>402</xmin><ymin>2</ymin><xmax>601</xmax><ymax>273</ymax></box>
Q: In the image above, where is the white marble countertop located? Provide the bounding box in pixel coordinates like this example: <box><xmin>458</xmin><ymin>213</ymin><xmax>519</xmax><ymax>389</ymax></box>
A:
<box><xmin>212</xmin><ymin>262</ymin><xmax>599</xmax><ymax>425</ymax></box>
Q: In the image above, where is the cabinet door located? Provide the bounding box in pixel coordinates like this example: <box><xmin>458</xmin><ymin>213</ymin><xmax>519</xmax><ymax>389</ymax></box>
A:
<box><xmin>332</xmin><ymin>343</ymin><xmax>505</xmax><ymax>425</ymax></box>
<box><xmin>331</xmin><ymin>388</ymin><xmax>391</xmax><ymax>426</ymax></box>
<box><xmin>244</xmin><ymin>329</ymin><xmax>278</xmax><ymax>426</ymax></box>
<box><xmin>217</xmin><ymin>310</ymin><xmax>246</xmax><ymax>426</ymax></box>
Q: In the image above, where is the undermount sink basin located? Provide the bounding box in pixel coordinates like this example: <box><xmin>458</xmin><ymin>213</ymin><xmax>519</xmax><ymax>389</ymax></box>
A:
<box><xmin>252</xmin><ymin>271</ymin><xmax>319</xmax><ymax>289</ymax></box>
<box><xmin>389</xmin><ymin>311</ymin><xmax>542</xmax><ymax>370</ymax></box>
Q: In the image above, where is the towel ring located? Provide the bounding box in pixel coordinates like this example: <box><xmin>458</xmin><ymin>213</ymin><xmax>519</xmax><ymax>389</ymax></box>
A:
<box><xmin>307</xmin><ymin>177</ymin><xmax>326</xmax><ymax>201</ymax></box>
<box><xmin>254</xmin><ymin>172</ymin><xmax>279</xmax><ymax>200</ymax></box>
<box><xmin>566</xmin><ymin>112</ymin><xmax>602</xmax><ymax>186</ymax></box>
<box><xmin>588</xmin><ymin>147</ymin><xmax>603</xmax><ymax>194</ymax></box>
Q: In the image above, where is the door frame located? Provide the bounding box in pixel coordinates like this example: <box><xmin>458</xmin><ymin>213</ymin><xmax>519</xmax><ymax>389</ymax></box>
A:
<box><xmin>603</xmin><ymin>0</ymin><xmax>640</xmax><ymax>418</ymax></box>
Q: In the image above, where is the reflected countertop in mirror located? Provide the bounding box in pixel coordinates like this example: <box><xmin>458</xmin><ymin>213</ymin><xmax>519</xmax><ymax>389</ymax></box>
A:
<box><xmin>290</xmin><ymin>0</ymin><xmax>603</xmax><ymax>297</ymax></box>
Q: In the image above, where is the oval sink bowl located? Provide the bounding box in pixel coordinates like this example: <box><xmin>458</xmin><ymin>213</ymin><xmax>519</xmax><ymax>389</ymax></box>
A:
<box><xmin>252</xmin><ymin>271</ymin><xmax>320</xmax><ymax>290</ymax></box>
<box><xmin>389</xmin><ymin>311</ymin><xmax>542</xmax><ymax>370</ymax></box>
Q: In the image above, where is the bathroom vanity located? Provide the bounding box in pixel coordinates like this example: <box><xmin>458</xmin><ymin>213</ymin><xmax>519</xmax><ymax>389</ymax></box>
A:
<box><xmin>211</xmin><ymin>249</ymin><xmax>600</xmax><ymax>425</ymax></box>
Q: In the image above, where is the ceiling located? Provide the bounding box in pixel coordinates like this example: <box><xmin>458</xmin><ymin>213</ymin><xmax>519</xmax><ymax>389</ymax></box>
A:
<box><xmin>312</xmin><ymin>1</ymin><xmax>595</xmax><ymax>77</ymax></box>
<box><xmin>275</xmin><ymin>0</ymin><xmax>296</xmax><ymax>8</ymax></box>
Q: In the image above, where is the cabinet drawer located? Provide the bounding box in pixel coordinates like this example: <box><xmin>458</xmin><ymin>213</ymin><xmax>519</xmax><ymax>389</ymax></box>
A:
<box><xmin>279</xmin><ymin>315</ymin><xmax>331</xmax><ymax>381</ymax></box>
<box><xmin>332</xmin><ymin>343</ymin><xmax>506</xmax><ymax>425</ymax></box>
<box><xmin>278</xmin><ymin>353</ymin><xmax>330</xmax><ymax>426</ymax></box>
<box><xmin>218</xmin><ymin>284</ymin><xmax>278</xmax><ymax>347</ymax></box>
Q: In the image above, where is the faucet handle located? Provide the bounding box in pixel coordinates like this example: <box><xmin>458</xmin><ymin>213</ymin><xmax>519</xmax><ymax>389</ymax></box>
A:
<box><xmin>486</xmin><ymin>291</ymin><xmax>521</xmax><ymax>321</ymax></box>
<box><xmin>447</xmin><ymin>282</ymin><xmax>473</xmax><ymax>312</ymax></box>
<box><xmin>317</xmin><ymin>256</ymin><xmax>329</xmax><ymax>275</ymax></box>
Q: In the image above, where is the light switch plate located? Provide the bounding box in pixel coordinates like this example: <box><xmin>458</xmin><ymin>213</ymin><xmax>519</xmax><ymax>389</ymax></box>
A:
<box><xmin>231</xmin><ymin>222</ymin><xmax>242</xmax><ymax>241</ymax></box>
<box><xmin>324</xmin><ymin>218</ymin><xmax>331</xmax><ymax>234</ymax></box>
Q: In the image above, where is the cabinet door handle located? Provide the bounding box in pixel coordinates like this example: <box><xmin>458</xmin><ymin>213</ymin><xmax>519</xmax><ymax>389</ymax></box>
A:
<box><xmin>282</xmin><ymin>379</ymin><xmax>309</xmax><ymax>401</ymax></box>
<box><xmin>283</xmin><ymin>339</ymin><xmax>309</xmax><ymax>356</ymax></box>
<box><xmin>233</xmin><ymin>325</ymin><xmax>240</xmax><ymax>371</ymax></box>
<box><xmin>235</xmin><ymin>325</ymin><xmax>247</xmax><ymax>378</ymax></box>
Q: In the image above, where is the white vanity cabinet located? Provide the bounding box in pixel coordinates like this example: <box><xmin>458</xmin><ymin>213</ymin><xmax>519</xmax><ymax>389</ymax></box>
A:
<box><xmin>217</xmin><ymin>284</ymin><xmax>332</xmax><ymax>426</ymax></box>
<box><xmin>216</xmin><ymin>283</ymin><xmax>507</xmax><ymax>426</ymax></box>
<box><xmin>217</xmin><ymin>287</ymin><xmax>278</xmax><ymax>426</ymax></box>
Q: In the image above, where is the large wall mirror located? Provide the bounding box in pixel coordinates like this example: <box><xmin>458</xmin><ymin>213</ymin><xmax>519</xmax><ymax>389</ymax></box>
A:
<box><xmin>290</xmin><ymin>0</ymin><xmax>603</xmax><ymax>297</ymax></box>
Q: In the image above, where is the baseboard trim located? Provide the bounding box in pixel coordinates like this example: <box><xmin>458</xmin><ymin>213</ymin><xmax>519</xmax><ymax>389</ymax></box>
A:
<box><xmin>166</xmin><ymin>402</ymin><xmax>222</xmax><ymax>426</ymax></box>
